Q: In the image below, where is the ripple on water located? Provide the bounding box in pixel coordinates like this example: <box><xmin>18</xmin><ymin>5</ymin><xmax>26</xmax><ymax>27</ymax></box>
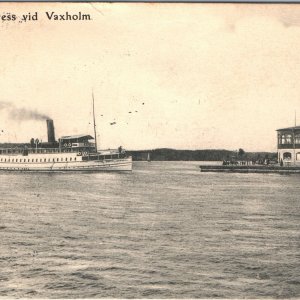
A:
<box><xmin>0</xmin><ymin>162</ymin><xmax>299</xmax><ymax>298</ymax></box>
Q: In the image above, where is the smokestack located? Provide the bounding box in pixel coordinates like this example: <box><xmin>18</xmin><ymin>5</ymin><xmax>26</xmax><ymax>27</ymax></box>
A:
<box><xmin>46</xmin><ymin>119</ymin><xmax>56</xmax><ymax>143</ymax></box>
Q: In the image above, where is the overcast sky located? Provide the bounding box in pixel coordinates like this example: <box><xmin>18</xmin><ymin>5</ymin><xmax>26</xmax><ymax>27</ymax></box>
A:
<box><xmin>0</xmin><ymin>3</ymin><xmax>300</xmax><ymax>151</ymax></box>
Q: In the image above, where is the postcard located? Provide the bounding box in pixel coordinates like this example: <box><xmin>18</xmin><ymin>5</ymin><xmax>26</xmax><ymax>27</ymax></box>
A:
<box><xmin>0</xmin><ymin>2</ymin><xmax>299</xmax><ymax>299</ymax></box>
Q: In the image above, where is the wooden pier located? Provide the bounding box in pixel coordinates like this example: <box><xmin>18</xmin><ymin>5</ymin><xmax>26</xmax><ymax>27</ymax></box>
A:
<box><xmin>199</xmin><ymin>165</ymin><xmax>300</xmax><ymax>174</ymax></box>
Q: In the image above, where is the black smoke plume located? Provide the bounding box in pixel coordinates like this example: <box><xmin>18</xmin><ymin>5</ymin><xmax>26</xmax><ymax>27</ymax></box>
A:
<box><xmin>0</xmin><ymin>101</ymin><xmax>50</xmax><ymax>121</ymax></box>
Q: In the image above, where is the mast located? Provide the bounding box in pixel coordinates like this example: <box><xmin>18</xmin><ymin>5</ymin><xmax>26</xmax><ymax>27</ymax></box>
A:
<box><xmin>92</xmin><ymin>92</ymin><xmax>98</xmax><ymax>151</ymax></box>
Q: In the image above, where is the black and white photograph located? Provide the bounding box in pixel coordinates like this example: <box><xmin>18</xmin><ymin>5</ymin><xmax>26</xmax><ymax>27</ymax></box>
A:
<box><xmin>0</xmin><ymin>2</ymin><xmax>299</xmax><ymax>298</ymax></box>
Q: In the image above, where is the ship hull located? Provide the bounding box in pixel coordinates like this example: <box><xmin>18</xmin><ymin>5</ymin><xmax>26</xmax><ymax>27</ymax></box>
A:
<box><xmin>0</xmin><ymin>157</ymin><xmax>132</xmax><ymax>172</ymax></box>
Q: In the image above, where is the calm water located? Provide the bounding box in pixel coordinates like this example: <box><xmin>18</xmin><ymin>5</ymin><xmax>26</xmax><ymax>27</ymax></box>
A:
<box><xmin>0</xmin><ymin>161</ymin><xmax>299</xmax><ymax>298</ymax></box>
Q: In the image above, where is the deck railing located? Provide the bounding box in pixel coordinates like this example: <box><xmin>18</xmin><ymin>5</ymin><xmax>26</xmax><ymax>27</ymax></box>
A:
<box><xmin>278</xmin><ymin>143</ymin><xmax>300</xmax><ymax>149</ymax></box>
<box><xmin>0</xmin><ymin>147</ymin><xmax>123</xmax><ymax>156</ymax></box>
<box><xmin>0</xmin><ymin>147</ymin><xmax>94</xmax><ymax>155</ymax></box>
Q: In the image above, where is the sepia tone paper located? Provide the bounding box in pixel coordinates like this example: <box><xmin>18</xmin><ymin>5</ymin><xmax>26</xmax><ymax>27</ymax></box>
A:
<box><xmin>0</xmin><ymin>2</ymin><xmax>299</xmax><ymax>299</ymax></box>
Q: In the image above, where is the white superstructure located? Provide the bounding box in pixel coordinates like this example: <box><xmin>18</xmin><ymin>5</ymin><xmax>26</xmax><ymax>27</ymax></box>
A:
<box><xmin>0</xmin><ymin>150</ymin><xmax>132</xmax><ymax>172</ymax></box>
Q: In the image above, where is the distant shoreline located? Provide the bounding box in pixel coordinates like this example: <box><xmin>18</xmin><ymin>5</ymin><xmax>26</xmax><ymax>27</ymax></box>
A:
<box><xmin>0</xmin><ymin>144</ymin><xmax>277</xmax><ymax>162</ymax></box>
<box><xmin>127</xmin><ymin>149</ymin><xmax>277</xmax><ymax>162</ymax></box>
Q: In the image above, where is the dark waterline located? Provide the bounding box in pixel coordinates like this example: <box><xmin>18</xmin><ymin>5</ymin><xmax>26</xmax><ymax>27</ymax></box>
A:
<box><xmin>0</xmin><ymin>161</ymin><xmax>299</xmax><ymax>298</ymax></box>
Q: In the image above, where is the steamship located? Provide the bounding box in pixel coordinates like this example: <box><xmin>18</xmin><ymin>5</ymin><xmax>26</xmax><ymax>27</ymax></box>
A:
<box><xmin>0</xmin><ymin>119</ymin><xmax>132</xmax><ymax>172</ymax></box>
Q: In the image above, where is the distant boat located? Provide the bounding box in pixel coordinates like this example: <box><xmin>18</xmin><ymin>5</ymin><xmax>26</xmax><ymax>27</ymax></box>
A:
<box><xmin>147</xmin><ymin>152</ymin><xmax>151</xmax><ymax>162</ymax></box>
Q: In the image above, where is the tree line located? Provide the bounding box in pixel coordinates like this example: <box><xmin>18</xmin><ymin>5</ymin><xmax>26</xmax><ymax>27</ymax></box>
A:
<box><xmin>127</xmin><ymin>148</ymin><xmax>277</xmax><ymax>162</ymax></box>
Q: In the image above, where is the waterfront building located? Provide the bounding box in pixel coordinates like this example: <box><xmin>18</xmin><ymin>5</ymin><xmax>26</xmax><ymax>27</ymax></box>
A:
<box><xmin>277</xmin><ymin>126</ymin><xmax>300</xmax><ymax>166</ymax></box>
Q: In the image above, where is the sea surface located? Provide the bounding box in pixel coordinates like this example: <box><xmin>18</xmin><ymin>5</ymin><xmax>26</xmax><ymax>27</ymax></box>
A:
<box><xmin>0</xmin><ymin>161</ymin><xmax>299</xmax><ymax>298</ymax></box>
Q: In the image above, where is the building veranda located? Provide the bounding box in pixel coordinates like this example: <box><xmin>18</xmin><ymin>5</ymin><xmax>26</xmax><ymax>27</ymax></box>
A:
<box><xmin>277</xmin><ymin>126</ymin><xmax>300</xmax><ymax>166</ymax></box>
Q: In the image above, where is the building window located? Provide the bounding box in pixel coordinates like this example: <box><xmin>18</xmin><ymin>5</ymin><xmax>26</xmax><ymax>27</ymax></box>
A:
<box><xmin>57</xmin><ymin>158</ymin><xmax>59</xmax><ymax>162</ymax></box>
<box><xmin>281</xmin><ymin>134</ymin><xmax>292</xmax><ymax>144</ymax></box>
<box><xmin>283</xmin><ymin>152</ymin><xmax>292</xmax><ymax>160</ymax></box>
<box><xmin>295</xmin><ymin>134</ymin><xmax>300</xmax><ymax>144</ymax></box>
<box><xmin>297</xmin><ymin>153</ymin><xmax>300</xmax><ymax>161</ymax></box>
<box><xmin>286</xmin><ymin>134</ymin><xmax>292</xmax><ymax>144</ymax></box>
<box><xmin>44</xmin><ymin>159</ymin><xmax>46</xmax><ymax>162</ymax></box>
<box><xmin>74</xmin><ymin>157</ymin><xmax>76</xmax><ymax>161</ymax></box>
<box><xmin>70</xmin><ymin>158</ymin><xmax>72</xmax><ymax>161</ymax></box>
<box><xmin>66</xmin><ymin>158</ymin><xmax>68</xmax><ymax>161</ymax></box>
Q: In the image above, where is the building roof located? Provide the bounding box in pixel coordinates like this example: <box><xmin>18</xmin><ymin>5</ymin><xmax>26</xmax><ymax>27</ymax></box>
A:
<box><xmin>277</xmin><ymin>126</ymin><xmax>300</xmax><ymax>131</ymax></box>
<box><xmin>60</xmin><ymin>134</ymin><xmax>94</xmax><ymax>140</ymax></box>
